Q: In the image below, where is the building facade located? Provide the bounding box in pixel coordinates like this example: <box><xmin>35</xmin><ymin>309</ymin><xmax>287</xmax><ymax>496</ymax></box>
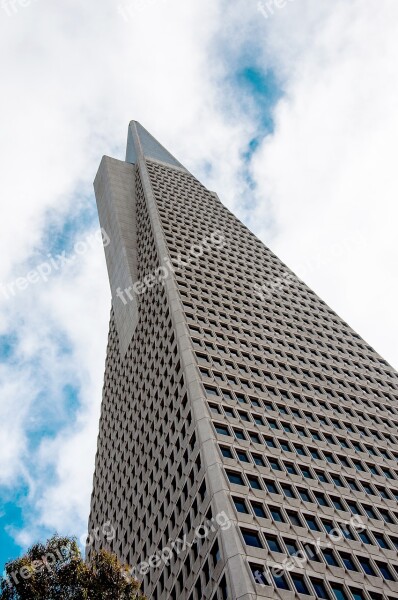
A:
<box><xmin>88</xmin><ymin>122</ymin><xmax>398</xmax><ymax>600</ymax></box>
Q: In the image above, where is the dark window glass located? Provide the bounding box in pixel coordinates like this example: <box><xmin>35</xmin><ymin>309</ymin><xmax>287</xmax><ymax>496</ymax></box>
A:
<box><xmin>252</xmin><ymin>453</ymin><xmax>266</xmax><ymax>466</ymax></box>
<box><xmin>331</xmin><ymin>584</ymin><xmax>349</xmax><ymax>600</ymax></box>
<box><xmin>264</xmin><ymin>480</ymin><xmax>278</xmax><ymax>494</ymax></box>
<box><xmin>358</xmin><ymin>557</ymin><xmax>376</xmax><ymax>576</ymax></box>
<box><xmin>272</xmin><ymin>573</ymin><xmax>290</xmax><ymax>590</ymax></box>
<box><xmin>236</xmin><ymin>450</ymin><xmax>249</xmax><ymax>462</ymax></box>
<box><xmin>284</xmin><ymin>539</ymin><xmax>298</xmax><ymax>555</ymax></box>
<box><xmin>265</xmin><ymin>535</ymin><xmax>282</xmax><ymax>553</ymax></box>
<box><xmin>215</xmin><ymin>424</ymin><xmax>230</xmax><ymax>436</ymax></box>
<box><xmin>270</xmin><ymin>506</ymin><xmax>284</xmax><ymax>522</ymax></box>
<box><xmin>376</xmin><ymin>562</ymin><xmax>395</xmax><ymax>581</ymax></box>
<box><xmin>339</xmin><ymin>552</ymin><xmax>358</xmax><ymax>571</ymax></box>
<box><xmin>282</xmin><ymin>484</ymin><xmax>295</xmax><ymax>498</ymax></box>
<box><xmin>249</xmin><ymin>563</ymin><xmax>269</xmax><ymax>586</ymax></box>
<box><xmin>220</xmin><ymin>446</ymin><xmax>233</xmax><ymax>458</ymax></box>
<box><xmin>233</xmin><ymin>497</ymin><xmax>249</xmax><ymax>514</ymax></box>
<box><xmin>305</xmin><ymin>515</ymin><xmax>320</xmax><ymax>531</ymax></box>
<box><xmin>292</xmin><ymin>574</ymin><xmax>310</xmax><ymax>595</ymax></box>
<box><xmin>227</xmin><ymin>471</ymin><xmax>244</xmax><ymax>486</ymax></box>
<box><xmin>251</xmin><ymin>502</ymin><xmax>267</xmax><ymax>519</ymax></box>
<box><xmin>311</xmin><ymin>579</ymin><xmax>330</xmax><ymax>599</ymax></box>
<box><xmin>287</xmin><ymin>511</ymin><xmax>302</xmax><ymax>527</ymax></box>
<box><xmin>248</xmin><ymin>476</ymin><xmax>261</xmax><ymax>490</ymax></box>
<box><xmin>241</xmin><ymin>529</ymin><xmax>263</xmax><ymax>548</ymax></box>
<box><xmin>322</xmin><ymin>549</ymin><xmax>338</xmax><ymax>567</ymax></box>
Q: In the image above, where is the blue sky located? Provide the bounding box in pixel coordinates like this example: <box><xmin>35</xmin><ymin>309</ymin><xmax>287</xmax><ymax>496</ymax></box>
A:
<box><xmin>1</xmin><ymin>0</ymin><xmax>398</xmax><ymax>576</ymax></box>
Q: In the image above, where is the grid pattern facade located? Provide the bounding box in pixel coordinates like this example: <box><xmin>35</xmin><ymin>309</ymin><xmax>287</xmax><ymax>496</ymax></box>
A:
<box><xmin>89</xmin><ymin>123</ymin><xmax>398</xmax><ymax>600</ymax></box>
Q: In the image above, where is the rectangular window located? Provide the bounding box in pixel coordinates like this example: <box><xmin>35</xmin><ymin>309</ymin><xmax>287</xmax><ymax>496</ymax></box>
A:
<box><xmin>291</xmin><ymin>574</ymin><xmax>310</xmax><ymax>595</ymax></box>
<box><xmin>226</xmin><ymin>471</ymin><xmax>245</xmax><ymax>486</ymax></box>
<box><xmin>233</xmin><ymin>497</ymin><xmax>249</xmax><ymax>514</ymax></box>
<box><xmin>250</xmin><ymin>502</ymin><xmax>267</xmax><ymax>519</ymax></box>
<box><xmin>265</xmin><ymin>535</ymin><xmax>282</xmax><ymax>553</ymax></box>
<box><xmin>241</xmin><ymin>529</ymin><xmax>263</xmax><ymax>548</ymax></box>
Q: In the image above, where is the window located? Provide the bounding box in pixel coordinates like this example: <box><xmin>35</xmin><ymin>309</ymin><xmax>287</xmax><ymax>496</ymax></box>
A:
<box><xmin>249</xmin><ymin>563</ymin><xmax>269</xmax><ymax>586</ymax></box>
<box><xmin>300</xmin><ymin>467</ymin><xmax>313</xmax><ymax>479</ymax></box>
<box><xmin>248</xmin><ymin>476</ymin><xmax>262</xmax><ymax>490</ymax></box>
<box><xmin>331</xmin><ymin>497</ymin><xmax>344</xmax><ymax>511</ymax></box>
<box><xmin>376</xmin><ymin>562</ymin><xmax>395</xmax><ymax>581</ymax></box>
<box><xmin>298</xmin><ymin>488</ymin><xmax>311</xmax><ymax>502</ymax></box>
<box><xmin>251</xmin><ymin>502</ymin><xmax>266</xmax><ymax>519</ymax></box>
<box><xmin>311</xmin><ymin>579</ymin><xmax>330</xmax><ymax>599</ymax></box>
<box><xmin>287</xmin><ymin>511</ymin><xmax>302</xmax><ymax>527</ymax></box>
<box><xmin>374</xmin><ymin>533</ymin><xmax>389</xmax><ymax>549</ymax></box>
<box><xmin>285</xmin><ymin>463</ymin><xmax>298</xmax><ymax>475</ymax></box>
<box><xmin>209</xmin><ymin>403</ymin><xmax>221</xmax><ymax>414</ymax></box>
<box><xmin>305</xmin><ymin>515</ymin><xmax>320</xmax><ymax>531</ymax></box>
<box><xmin>269</xmin><ymin>458</ymin><xmax>282</xmax><ymax>471</ymax></box>
<box><xmin>358</xmin><ymin>557</ymin><xmax>376</xmax><ymax>577</ymax></box>
<box><xmin>363</xmin><ymin>505</ymin><xmax>377</xmax><ymax>520</ymax></box>
<box><xmin>215</xmin><ymin>424</ymin><xmax>230</xmax><ymax>436</ymax></box>
<box><xmin>269</xmin><ymin>506</ymin><xmax>284</xmax><ymax>522</ymax></box>
<box><xmin>234</xmin><ymin>428</ymin><xmax>246</xmax><ymax>441</ymax></box>
<box><xmin>331</xmin><ymin>584</ymin><xmax>349</xmax><ymax>600</ymax></box>
<box><xmin>241</xmin><ymin>529</ymin><xmax>263</xmax><ymax>548</ymax></box>
<box><xmin>264</xmin><ymin>480</ymin><xmax>278</xmax><ymax>494</ymax></box>
<box><xmin>252</xmin><ymin>453</ymin><xmax>266</xmax><ymax>466</ymax></box>
<box><xmin>226</xmin><ymin>471</ymin><xmax>244</xmax><ymax>486</ymax></box>
<box><xmin>339</xmin><ymin>552</ymin><xmax>358</xmax><ymax>571</ymax></box>
<box><xmin>272</xmin><ymin>572</ymin><xmax>290</xmax><ymax>590</ymax></box>
<box><xmin>291</xmin><ymin>573</ymin><xmax>310</xmax><ymax>595</ymax></box>
<box><xmin>358</xmin><ymin>530</ymin><xmax>372</xmax><ymax>545</ymax></box>
<box><xmin>205</xmin><ymin>385</ymin><xmax>219</xmax><ymax>396</ymax></box>
<box><xmin>236</xmin><ymin>450</ymin><xmax>250</xmax><ymax>463</ymax></box>
<box><xmin>322</xmin><ymin>549</ymin><xmax>338</xmax><ymax>567</ymax></box>
<box><xmin>265</xmin><ymin>535</ymin><xmax>282</xmax><ymax>553</ymax></box>
<box><xmin>315</xmin><ymin>492</ymin><xmax>328</xmax><ymax>506</ymax></box>
<box><xmin>349</xmin><ymin>589</ymin><xmax>366</xmax><ymax>600</ymax></box>
<box><xmin>284</xmin><ymin>538</ymin><xmax>298</xmax><ymax>555</ymax></box>
<box><xmin>282</xmin><ymin>484</ymin><xmax>296</xmax><ymax>498</ymax></box>
<box><xmin>233</xmin><ymin>497</ymin><xmax>249</xmax><ymax>514</ymax></box>
<box><xmin>249</xmin><ymin>432</ymin><xmax>261</xmax><ymax>444</ymax></box>
<box><xmin>220</xmin><ymin>445</ymin><xmax>233</xmax><ymax>458</ymax></box>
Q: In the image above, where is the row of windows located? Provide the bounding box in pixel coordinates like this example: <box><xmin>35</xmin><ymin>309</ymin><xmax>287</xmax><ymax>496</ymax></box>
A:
<box><xmin>187</xmin><ymin>308</ymin><xmax>397</xmax><ymax>397</ymax></box>
<box><xmin>232</xmin><ymin>493</ymin><xmax>398</xmax><ymax>551</ymax></box>
<box><xmin>200</xmin><ymin>359</ymin><xmax>398</xmax><ymax>430</ymax></box>
<box><xmin>202</xmin><ymin>373</ymin><xmax>398</xmax><ymax>446</ymax></box>
<box><xmin>248</xmin><ymin>563</ymin><xmax>398</xmax><ymax>600</ymax></box>
<box><xmin>242</xmin><ymin>527</ymin><xmax>398</xmax><ymax>581</ymax></box>
<box><xmin>226</xmin><ymin>466</ymin><xmax>398</xmax><ymax>525</ymax></box>
<box><xmin>208</xmin><ymin>394</ymin><xmax>398</xmax><ymax>460</ymax></box>
<box><xmin>221</xmin><ymin>443</ymin><xmax>398</xmax><ymax>504</ymax></box>
<box><xmin>231</xmin><ymin>493</ymin><xmax>398</xmax><ymax>550</ymax></box>
<box><xmin>216</xmin><ymin>421</ymin><xmax>398</xmax><ymax>483</ymax></box>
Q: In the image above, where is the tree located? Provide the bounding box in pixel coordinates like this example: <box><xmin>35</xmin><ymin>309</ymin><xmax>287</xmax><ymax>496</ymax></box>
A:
<box><xmin>0</xmin><ymin>535</ymin><xmax>146</xmax><ymax>600</ymax></box>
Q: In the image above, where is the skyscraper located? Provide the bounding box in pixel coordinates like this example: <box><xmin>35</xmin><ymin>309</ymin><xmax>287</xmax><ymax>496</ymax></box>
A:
<box><xmin>88</xmin><ymin>122</ymin><xmax>398</xmax><ymax>600</ymax></box>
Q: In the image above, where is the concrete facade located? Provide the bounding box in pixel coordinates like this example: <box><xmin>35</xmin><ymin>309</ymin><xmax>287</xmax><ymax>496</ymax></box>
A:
<box><xmin>88</xmin><ymin>122</ymin><xmax>398</xmax><ymax>600</ymax></box>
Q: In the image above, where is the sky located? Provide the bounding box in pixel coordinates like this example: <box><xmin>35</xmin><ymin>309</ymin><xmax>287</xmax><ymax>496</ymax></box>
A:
<box><xmin>1</xmin><ymin>0</ymin><xmax>398</xmax><ymax>573</ymax></box>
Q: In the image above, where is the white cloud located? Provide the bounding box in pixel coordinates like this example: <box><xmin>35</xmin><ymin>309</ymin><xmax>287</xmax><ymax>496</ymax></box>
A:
<box><xmin>250</xmin><ymin>0</ymin><xmax>398</xmax><ymax>368</ymax></box>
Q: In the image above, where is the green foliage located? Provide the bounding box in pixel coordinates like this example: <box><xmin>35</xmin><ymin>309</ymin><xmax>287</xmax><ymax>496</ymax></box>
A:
<box><xmin>0</xmin><ymin>535</ymin><xmax>146</xmax><ymax>600</ymax></box>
